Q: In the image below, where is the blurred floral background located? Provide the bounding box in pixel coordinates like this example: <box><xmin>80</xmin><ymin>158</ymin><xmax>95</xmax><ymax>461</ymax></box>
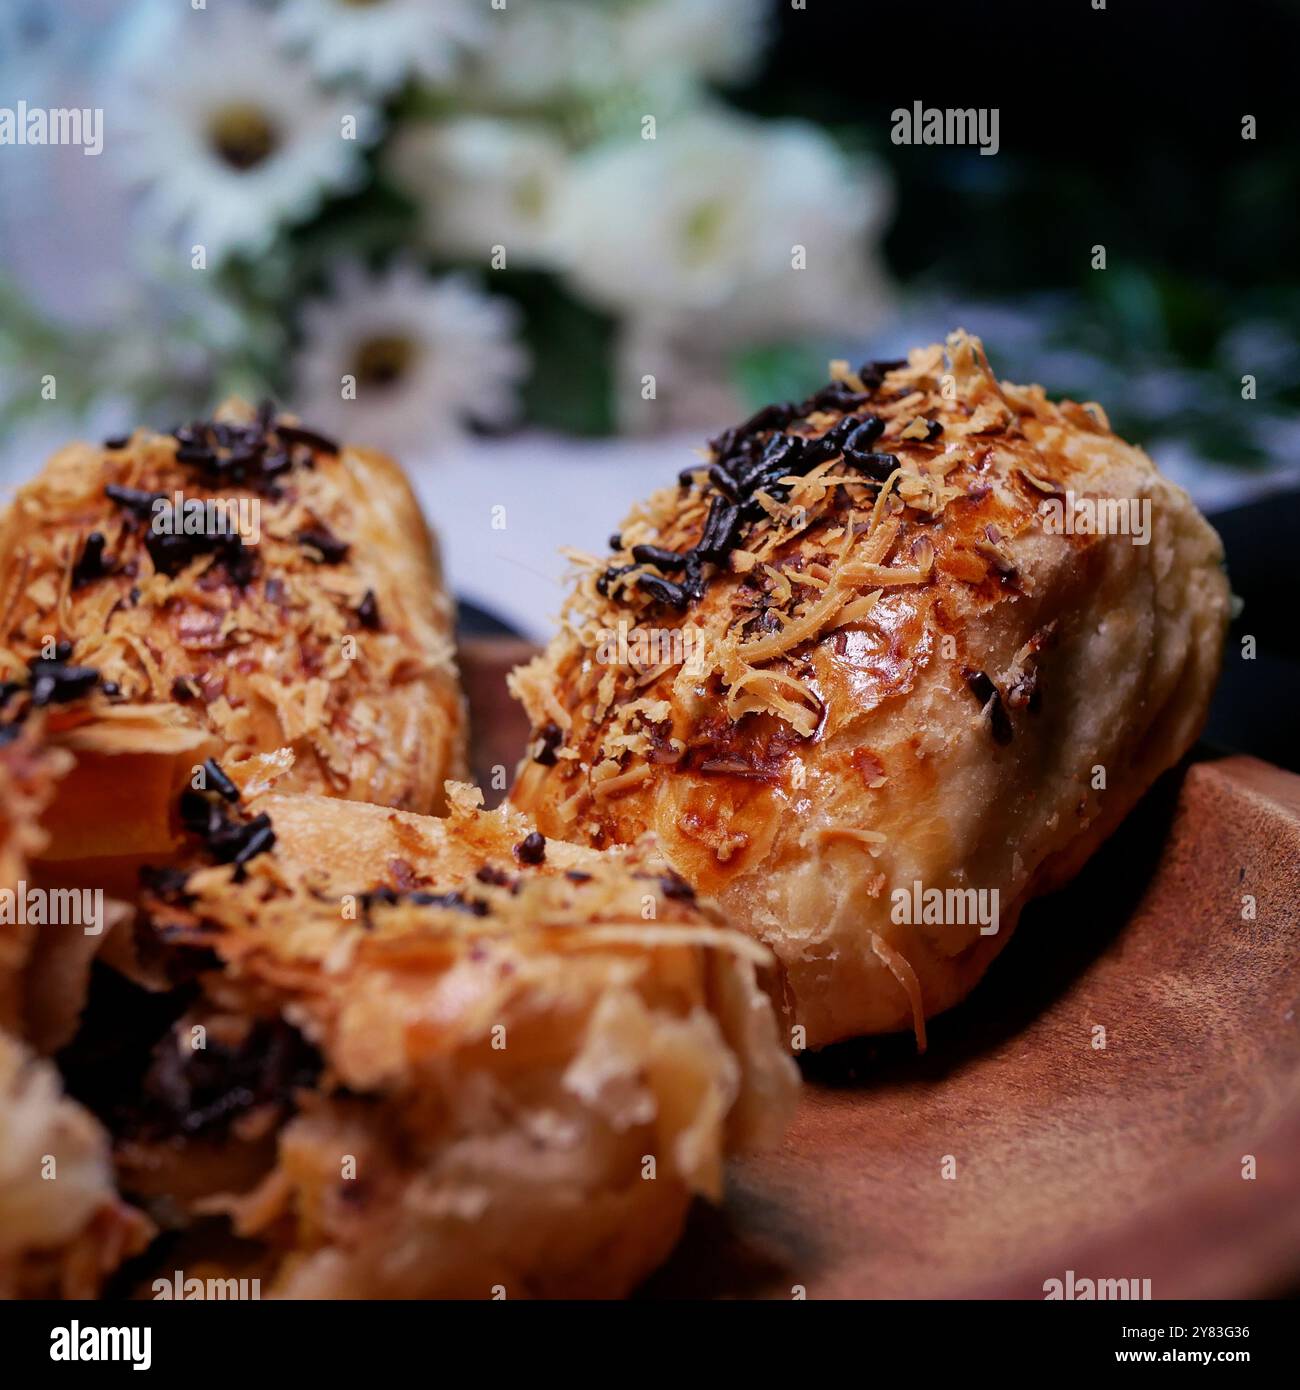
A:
<box><xmin>0</xmin><ymin>0</ymin><xmax>1296</xmax><ymax>633</ymax></box>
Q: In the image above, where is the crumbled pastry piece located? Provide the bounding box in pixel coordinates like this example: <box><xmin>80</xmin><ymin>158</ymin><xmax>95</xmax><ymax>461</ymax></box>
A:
<box><xmin>71</xmin><ymin>785</ymin><xmax>796</xmax><ymax>1299</ymax></box>
<box><xmin>510</xmin><ymin>330</ymin><xmax>1231</xmax><ymax>1048</ymax></box>
<box><xmin>0</xmin><ymin>401</ymin><xmax>467</xmax><ymax>897</ymax></box>
<box><xmin>0</xmin><ymin>732</ymin><xmax>151</xmax><ymax>1298</ymax></box>
<box><xmin>0</xmin><ymin>1030</ymin><xmax>152</xmax><ymax>1299</ymax></box>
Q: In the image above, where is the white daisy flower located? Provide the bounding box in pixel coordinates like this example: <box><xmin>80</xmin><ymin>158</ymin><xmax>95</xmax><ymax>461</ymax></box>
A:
<box><xmin>293</xmin><ymin>261</ymin><xmax>528</xmax><ymax>456</ymax></box>
<box><xmin>463</xmin><ymin>1</ymin><xmax>616</xmax><ymax>106</ymax></box>
<box><xmin>113</xmin><ymin>4</ymin><xmax>377</xmax><ymax>263</ymax></box>
<box><xmin>465</xmin><ymin>0</ymin><xmax>770</xmax><ymax>104</ymax></box>
<box><xmin>555</xmin><ymin>108</ymin><xmax>893</xmax><ymax>335</ymax></box>
<box><xmin>273</xmin><ymin>0</ymin><xmax>486</xmax><ymax>94</ymax></box>
<box><xmin>615</xmin><ymin>0</ymin><xmax>771</xmax><ymax>87</ymax></box>
<box><xmin>386</xmin><ymin>118</ymin><xmax>569</xmax><ymax>268</ymax></box>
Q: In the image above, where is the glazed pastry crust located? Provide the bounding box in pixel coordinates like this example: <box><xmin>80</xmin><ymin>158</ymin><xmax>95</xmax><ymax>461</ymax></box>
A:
<box><xmin>0</xmin><ymin>723</ymin><xmax>71</xmax><ymax>1036</ymax></box>
<box><xmin>122</xmin><ymin>786</ymin><xmax>796</xmax><ymax>1298</ymax></box>
<box><xmin>0</xmin><ymin>402</ymin><xmax>466</xmax><ymax>889</ymax></box>
<box><xmin>510</xmin><ymin>332</ymin><xmax>1231</xmax><ymax>1048</ymax></box>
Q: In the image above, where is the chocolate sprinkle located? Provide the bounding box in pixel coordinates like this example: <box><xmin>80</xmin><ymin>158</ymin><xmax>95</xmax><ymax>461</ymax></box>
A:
<box><xmin>165</xmin><ymin>409</ymin><xmax>336</xmax><ymax>492</ymax></box>
<box><xmin>410</xmin><ymin>890</ymin><xmax>488</xmax><ymax>917</ymax></box>
<box><xmin>71</xmin><ymin>531</ymin><xmax>113</xmax><ymax>588</ymax></box>
<box><xmin>635</xmin><ymin>573</ymin><xmax>688</xmax><ymax>610</ymax></box>
<box><xmin>144</xmin><ymin>526</ymin><xmax>256</xmax><ymax>585</ymax></box>
<box><xmin>178</xmin><ymin>789</ymin><xmax>275</xmax><ymax>873</ymax></box>
<box><xmin>963</xmin><ymin>668</ymin><xmax>1013</xmax><ymax>745</ymax></box>
<box><xmin>275</xmin><ymin>422</ymin><xmax>339</xmax><ymax>455</ymax></box>
<box><xmin>355</xmin><ymin>589</ymin><xmax>381</xmax><ymax>630</ymax></box>
<box><xmin>658</xmin><ymin>870</ymin><xmax>696</xmax><ymax>901</ymax></box>
<box><xmin>0</xmin><ymin>648</ymin><xmax>103</xmax><ymax>734</ymax></box>
<box><xmin>514</xmin><ymin>831</ymin><xmax>546</xmax><ymax>866</ymax></box>
<box><xmin>532</xmin><ymin>721</ymin><xmax>563</xmax><ymax>766</ymax></box>
<box><xmin>27</xmin><ymin>645</ymin><xmax>100</xmax><ymax>707</ymax></box>
<box><xmin>202</xmin><ymin>758</ymin><xmax>240</xmax><ymax>803</ymax></box>
<box><xmin>296</xmin><ymin>526</ymin><xmax>350</xmax><ymax>565</ymax></box>
<box><xmin>963</xmin><ymin>669</ymin><xmax>997</xmax><ymax>705</ymax></box>
<box><xmin>988</xmin><ymin>700</ymin><xmax>1014</xmax><ymax>745</ymax></box>
<box><xmin>360</xmin><ymin>886</ymin><xmax>488</xmax><ymax>921</ymax></box>
<box><xmin>106</xmin><ymin>482</ymin><xmax>257</xmax><ymax>586</ymax></box>
<box><xmin>104</xmin><ymin>483</ymin><xmax>164</xmax><ymax>518</ymax></box>
<box><xmin>842</xmin><ymin>450</ymin><xmax>901</xmax><ymax>483</ymax></box>
<box><xmin>614</xmin><ymin>365</ymin><xmax>910</xmax><ymax>609</ymax></box>
<box><xmin>595</xmin><ymin>563</ymin><xmax>636</xmax><ymax>598</ymax></box>
<box><xmin>630</xmin><ymin>543</ymin><xmax>688</xmax><ymax>571</ymax></box>
<box><xmin>858</xmin><ymin>358</ymin><xmax>907</xmax><ymax>389</ymax></box>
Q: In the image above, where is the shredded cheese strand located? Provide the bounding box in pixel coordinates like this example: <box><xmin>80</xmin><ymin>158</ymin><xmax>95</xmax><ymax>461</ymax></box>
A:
<box><xmin>870</xmin><ymin>931</ymin><xmax>928</xmax><ymax>1053</ymax></box>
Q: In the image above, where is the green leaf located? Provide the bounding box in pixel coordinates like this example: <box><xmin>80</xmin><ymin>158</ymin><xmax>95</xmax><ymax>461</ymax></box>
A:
<box><xmin>506</xmin><ymin>272</ymin><xmax>617</xmax><ymax>435</ymax></box>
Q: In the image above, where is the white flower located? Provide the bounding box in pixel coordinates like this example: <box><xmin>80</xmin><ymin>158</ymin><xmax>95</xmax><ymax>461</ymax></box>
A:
<box><xmin>293</xmin><ymin>261</ymin><xmax>528</xmax><ymax>455</ymax></box>
<box><xmin>615</xmin><ymin>0</ymin><xmax>771</xmax><ymax>87</ymax></box>
<box><xmin>112</xmin><ymin>4</ymin><xmax>377</xmax><ymax>263</ymax></box>
<box><xmin>464</xmin><ymin>0</ymin><xmax>770</xmax><ymax>103</ymax></box>
<box><xmin>555</xmin><ymin>108</ymin><xmax>893</xmax><ymax>337</ymax></box>
<box><xmin>274</xmin><ymin>0</ymin><xmax>486</xmax><ymax>94</ymax></box>
<box><xmin>463</xmin><ymin>1</ymin><xmax>618</xmax><ymax>105</ymax></box>
<box><xmin>387</xmin><ymin>118</ymin><xmax>569</xmax><ymax>268</ymax></box>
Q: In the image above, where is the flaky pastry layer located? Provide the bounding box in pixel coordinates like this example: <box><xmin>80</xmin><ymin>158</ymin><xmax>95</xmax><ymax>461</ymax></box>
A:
<box><xmin>103</xmin><ymin>786</ymin><xmax>798</xmax><ymax>1298</ymax></box>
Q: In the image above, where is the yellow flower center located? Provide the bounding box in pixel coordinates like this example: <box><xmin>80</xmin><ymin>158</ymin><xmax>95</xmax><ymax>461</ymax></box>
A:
<box><xmin>353</xmin><ymin>336</ymin><xmax>417</xmax><ymax>388</ymax></box>
<box><xmin>682</xmin><ymin>200</ymin><xmax>727</xmax><ymax>266</ymax></box>
<box><xmin>209</xmin><ymin>103</ymin><xmax>279</xmax><ymax>171</ymax></box>
<box><xmin>513</xmin><ymin>174</ymin><xmax>547</xmax><ymax>221</ymax></box>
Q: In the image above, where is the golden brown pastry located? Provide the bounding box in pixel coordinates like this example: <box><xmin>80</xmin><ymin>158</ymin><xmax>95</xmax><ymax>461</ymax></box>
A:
<box><xmin>0</xmin><ymin>402</ymin><xmax>466</xmax><ymax>899</ymax></box>
<box><xmin>0</xmin><ymin>728</ymin><xmax>150</xmax><ymax>1298</ymax></box>
<box><xmin>510</xmin><ymin>331</ymin><xmax>1231</xmax><ymax>1048</ymax></box>
<box><xmin>0</xmin><ymin>721</ymin><xmax>70</xmax><ymax>1036</ymax></box>
<box><xmin>0</xmin><ymin>715</ymin><xmax>138</xmax><ymax>1052</ymax></box>
<box><xmin>63</xmin><ymin>779</ymin><xmax>795</xmax><ymax>1298</ymax></box>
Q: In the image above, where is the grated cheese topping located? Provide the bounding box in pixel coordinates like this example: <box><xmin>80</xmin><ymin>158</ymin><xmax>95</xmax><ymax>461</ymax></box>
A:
<box><xmin>0</xmin><ymin>401</ymin><xmax>466</xmax><ymax>813</ymax></box>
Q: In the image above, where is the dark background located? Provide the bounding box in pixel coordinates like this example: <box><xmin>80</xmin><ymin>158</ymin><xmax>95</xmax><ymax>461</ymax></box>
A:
<box><xmin>748</xmin><ymin>0</ymin><xmax>1300</xmax><ymax>772</ymax></box>
<box><xmin>755</xmin><ymin>0</ymin><xmax>1292</xmax><ymax>298</ymax></box>
<box><xmin>728</xmin><ymin>0</ymin><xmax>1299</xmax><ymax>461</ymax></box>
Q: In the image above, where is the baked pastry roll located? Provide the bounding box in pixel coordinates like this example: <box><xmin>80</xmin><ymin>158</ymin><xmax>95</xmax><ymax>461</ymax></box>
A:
<box><xmin>0</xmin><ymin>402</ymin><xmax>466</xmax><ymax>898</ymax></box>
<box><xmin>0</xmin><ymin>728</ymin><xmax>150</xmax><ymax>1298</ymax></box>
<box><xmin>62</xmin><ymin>779</ymin><xmax>795</xmax><ymax>1298</ymax></box>
<box><xmin>510</xmin><ymin>331</ymin><xmax>1231</xmax><ymax>1048</ymax></box>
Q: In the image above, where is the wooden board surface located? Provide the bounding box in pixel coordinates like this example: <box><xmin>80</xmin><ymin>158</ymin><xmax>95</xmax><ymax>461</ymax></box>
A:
<box><xmin>459</xmin><ymin>638</ymin><xmax>1300</xmax><ymax>1300</ymax></box>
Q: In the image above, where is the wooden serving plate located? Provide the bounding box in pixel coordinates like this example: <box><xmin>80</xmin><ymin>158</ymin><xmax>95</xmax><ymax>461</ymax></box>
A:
<box><xmin>460</xmin><ymin>637</ymin><xmax>1300</xmax><ymax>1300</ymax></box>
